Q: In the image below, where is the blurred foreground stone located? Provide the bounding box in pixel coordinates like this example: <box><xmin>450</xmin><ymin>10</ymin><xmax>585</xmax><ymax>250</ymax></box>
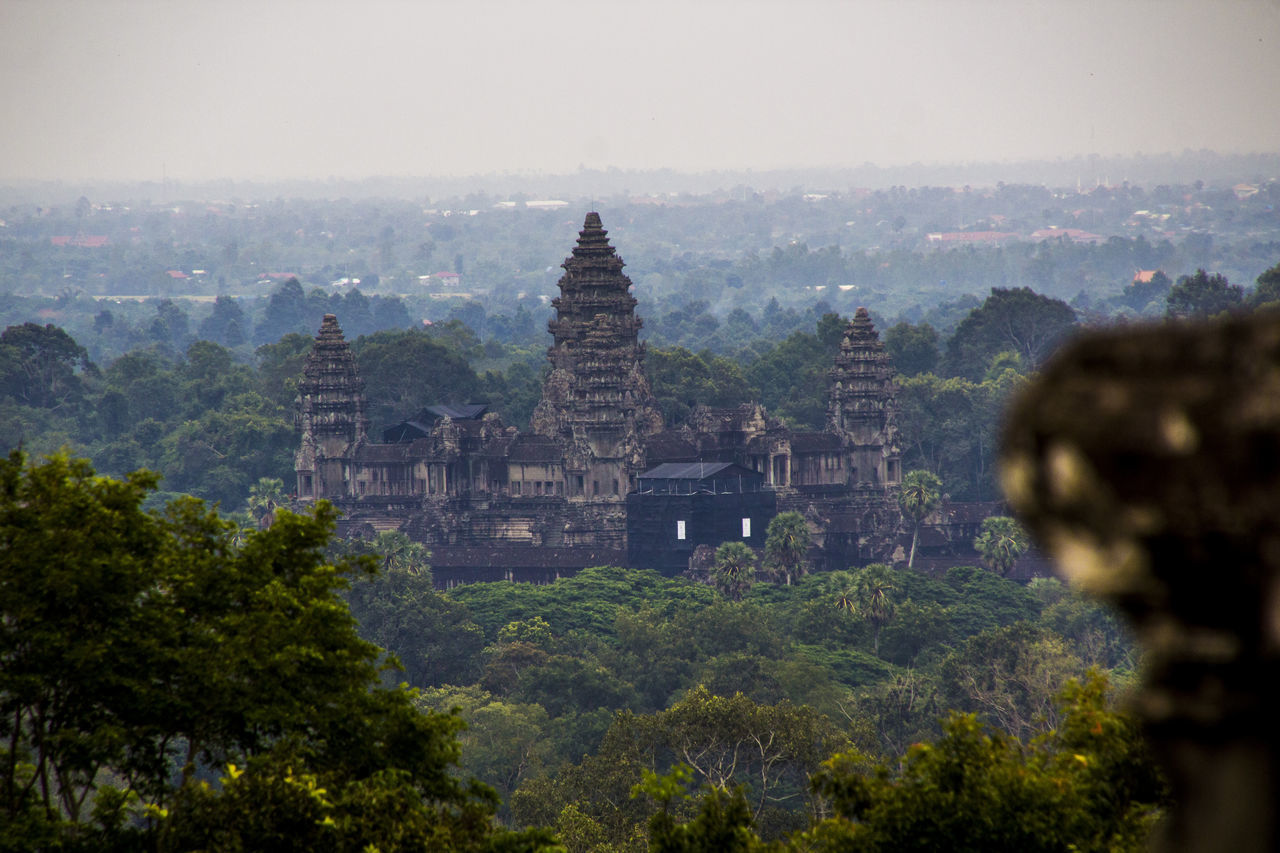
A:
<box><xmin>1002</xmin><ymin>313</ymin><xmax>1280</xmax><ymax>853</ymax></box>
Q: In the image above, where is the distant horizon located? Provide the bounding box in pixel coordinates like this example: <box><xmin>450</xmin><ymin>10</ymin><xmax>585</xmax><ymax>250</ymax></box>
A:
<box><xmin>2</xmin><ymin>150</ymin><xmax>1277</xmax><ymax>206</ymax></box>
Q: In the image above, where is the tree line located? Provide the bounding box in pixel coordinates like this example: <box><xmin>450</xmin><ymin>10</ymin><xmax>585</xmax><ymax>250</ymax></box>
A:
<box><xmin>3</xmin><ymin>261</ymin><xmax>1278</xmax><ymax>512</ymax></box>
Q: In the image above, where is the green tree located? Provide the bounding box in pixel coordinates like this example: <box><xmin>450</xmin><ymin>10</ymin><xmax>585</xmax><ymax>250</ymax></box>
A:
<box><xmin>345</xmin><ymin>566</ymin><xmax>486</xmax><ymax>689</ymax></box>
<box><xmin>197</xmin><ymin>294</ymin><xmax>250</xmax><ymax>347</ymax></box>
<box><xmin>762</xmin><ymin>511</ymin><xmax>811</xmax><ymax>586</ymax></box>
<box><xmin>1248</xmin><ymin>261</ymin><xmax>1280</xmax><ymax>309</ymax></box>
<box><xmin>1166</xmin><ymin>268</ymin><xmax>1244</xmax><ymax>318</ymax></box>
<box><xmin>246</xmin><ymin>475</ymin><xmax>286</xmax><ymax>526</ymax></box>
<box><xmin>647</xmin><ymin>346</ymin><xmax>756</xmax><ymax>426</ymax></box>
<box><xmin>973</xmin><ymin>515</ymin><xmax>1029</xmax><ymax>577</ymax></box>
<box><xmin>804</xmin><ymin>674</ymin><xmax>1166</xmax><ymax>852</ymax></box>
<box><xmin>937</xmin><ymin>622</ymin><xmax>1084</xmax><ymax>741</ymax></box>
<box><xmin>898</xmin><ymin>470</ymin><xmax>942</xmax><ymax>570</ymax></box>
<box><xmin>515</xmin><ymin>687</ymin><xmax>847</xmax><ymax>847</ymax></box>
<box><xmin>711</xmin><ymin>541</ymin><xmax>757</xmax><ymax>601</ymax></box>
<box><xmin>0</xmin><ymin>452</ymin><xmax>546</xmax><ymax>851</ymax></box>
<box><xmin>944</xmin><ymin>287</ymin><xmax>1077</xmax><ymax>379</ymax></box>
<box><xmin>883</xmin><ymin>321</ymin><xmax>940</xmax><ymax>377</ymax></box>
<box><xmin>254</xmin><ymin>332</ymin><xmax>315</xmax><ymax>408</ymax></box>
<box><xmin>1119</xmin><ymin>270</ymin><xmax>1172</xmax><ymax>313</ymax></box>
<box><xmin>841</xmin><ymin>564</ymin><xmax>897</xmax><ymax>655</ymax></box>
<box><xmin>417</xmin><ymin>685</ymin><xmax>553</xmax><ymax>817</ymax></box>
<box><xmin>353</xmin><ymin>328</ymin><xmax>480</xmax><ymax>432</ymax></box>
<box><xmin>0</xmin><ymin>322</ymin><xmax>94</xmax><ymax>410</ymax></box>
<box><xmin>371</xmin><ymin>529</ymin><xmax>432</xmax><ymax>576</ymax></box>
<box><xmin>895</xmin><ymin>373</ymin><xmax>997</xmax><ymax>501</ymax></box>
<box><xmin>255</xmin><ymin>277</ymin><xmax>309</xmax><ymax>345</ymax></box>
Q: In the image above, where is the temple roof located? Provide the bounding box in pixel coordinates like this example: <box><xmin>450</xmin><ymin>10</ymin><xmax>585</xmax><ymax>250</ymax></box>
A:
<box><xmin>571</xmin><ymin>211</ymin><xmax>617</xmax><ymax>259</ymax></box>
<box><xmin>508</xmin><ymin>435</ymin><xmax>564</xmax><ymax>462</ymax></box>
<box><xmin>790</xmin><ymin>432</ymin><xmax>844</xmax><ymax>452</ymax></box>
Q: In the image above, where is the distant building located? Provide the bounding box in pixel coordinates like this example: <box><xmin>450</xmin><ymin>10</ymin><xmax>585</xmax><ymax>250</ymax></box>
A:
<box><xmin>295</xmin><ymin>213</ymin><xmax>903</xmax><ymax>583</ymax></box>
<box><xmin>1029</xmin><ymin>227</ymin><xmax>1105</xmax><ymax>244</ymax></box>
<box><xmin>626</xmin><ymin>462</ymin><xmax>775</xmax><ymax>575</ymax></box>
<box><xmin>926</xmin><ymin>231</ymin><xmax>1018</xmax><ymax>245</ymax></box>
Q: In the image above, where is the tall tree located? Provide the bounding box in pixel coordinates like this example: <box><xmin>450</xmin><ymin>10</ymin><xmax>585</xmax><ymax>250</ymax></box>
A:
<box><xmin>0</xmin><ymin>322</ymin><xmax>94</xmax><ymax>410</ymax></box>
<box><xmin>352</xmin><ymin>329</ymin><xmax>480</xmax><ymax>432</ymax></box>
<box><xmin>806</xmin><ymin>674</ymin><xmax>1166</xmax><ymax>852</ymax></box>
<box><xmin>898</xmin><ymin>470</ymin><xmax>943</xmax><ymax>570</ymax></box>
<box><xmin>763</xmin><ymin>511</ymin><xmax>811</xmax><ymax>586</ymax></box>
<box><xmin>1165</xmin><ymin>269</ymin><xmax>1244</xmax><ymax>319</ymax></box>
<box><xmin>837</xmin><ymin>564</ymin><xmax>897</xmax><ymax>655</ymax></box>
<box><xmin>246</xmin><ymin>475</ymin><xmax>286</xmax><ymax>527</ymax></box>
<box><xmin>711</xmin><ymin>541</ymin><xmax>757</xmax><ymax>602</ymax></box>
<box><xmin>372</xmin><ymin>529</ymin><xmax>432</xmax><ymax>576</ymax></box>
<box><xmin>0</xmin><ymin>452</ymin><xmax>546</xmax><ymax>851</ymax></box>
<box><xmin>1248</xmin><ymin>261</ymin><xmax>1280</xmax><ymax>308</ymax></box>
<box><xmin>255</xmin><ymin>277</ymin><xmax>308</xmax><ymax>345</ymax></box>
<box><xmin>944</xmin><ymin>287</ymin><xmax>1077</xmax><ymax>379</ymax></box>
<box><xmin>884</xmin><ymin>321</ymin><xmax>941</xmax><ymax>377</ymax></box>
<box><xmin>197</xmin><ymin>294</ymin><xmax>250</xmax><ymax>347</ymax></box>
<box><xmin>974</xmin><ymin>515</ymin><xmax>1030</xmax><ymax>577</ymax></box>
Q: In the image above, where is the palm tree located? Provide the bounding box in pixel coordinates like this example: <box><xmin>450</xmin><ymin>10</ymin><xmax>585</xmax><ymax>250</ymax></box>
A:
<box><xmin>373</xmin><ymin>530</ymin><xmax>431</xmax><ymax>576</ymax></box>
<box><xmin>837</xmin><ymin>564</ymin><xmax>897</xmax><ymax>655</ymax></box>
<box><xmin>246</xmin><ymin>477</ymin><xmax>286</xmax><ymax>528</ymax></box>
<box><xmin>898</xmin><ymin>470</ymin><xmax>943</xmax><ymax>570</ymax></box>
<box><xmin>974</xmin><ymin>516</ymin><xmax>1029</xmax><ymax>577</ymax></box>
<box><xmin>711</xmin><ymin>541</ymin><xmax>757</xmax><ymax>601</ymax></box>
<box><xmin>763</xmin><ymin>511</ymin><xmax>811</xmax><ymax>586</ymax></box>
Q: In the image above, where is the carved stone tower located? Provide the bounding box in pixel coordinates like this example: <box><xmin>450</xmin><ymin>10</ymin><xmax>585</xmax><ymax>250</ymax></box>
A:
<box><xmin>827</xmin><ymin>307</ymin><xmax>901</xmax><ymax>487</ymax></box>
<box><xmin>531</xmin><ymin>212</ymin><xmax>662</xmax><ymax>500</ymax></box>
<box><xmin>295</xmin><ymin>314</ymin><xmax>369</xmax><ymax>500</ymax></box>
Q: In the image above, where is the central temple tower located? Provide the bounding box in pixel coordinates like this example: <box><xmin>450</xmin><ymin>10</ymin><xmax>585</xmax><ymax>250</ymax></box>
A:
<box><xmin>531</xmin><ymin>212</ymin><xmax>662</xmax><ymax>500</ymax></box>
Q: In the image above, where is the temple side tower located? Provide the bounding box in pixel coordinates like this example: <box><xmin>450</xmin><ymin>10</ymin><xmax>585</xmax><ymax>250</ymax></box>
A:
<box><xmin>531</xmin><ymin>212</ymin><xmax>662</xmax><ymax>500</ymax></box>
<box><xmin>295</xmin><ymin>314</ymin><xmax>369</xmax><ymax>500</ymax></box>
<box><xmin>826</xmin><ymin>307</ymin><xmax>901</xmax><ymax>487</ymax></box>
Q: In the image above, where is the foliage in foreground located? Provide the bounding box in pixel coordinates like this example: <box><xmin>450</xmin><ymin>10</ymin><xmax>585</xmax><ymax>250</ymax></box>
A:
<box><xmin>630</xmin><ymin>674</ymin><xmax>1166</xmax><ymax>853</ymax></box>
<box><xmin>0</xmin><ymin>452</ymin><xmax>552</xmax><ymax>852</ymax></box>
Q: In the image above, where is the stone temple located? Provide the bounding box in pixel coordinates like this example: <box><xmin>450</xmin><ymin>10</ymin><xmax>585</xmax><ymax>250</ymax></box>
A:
<box><xmin>295</xmin><ymin>212</ymin><xmax>905</xmax><ymax>583</ymax></box>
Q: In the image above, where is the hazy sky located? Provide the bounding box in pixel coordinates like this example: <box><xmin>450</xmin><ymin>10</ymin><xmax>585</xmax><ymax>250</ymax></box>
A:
<box><xmin>2</xmin><ymin>0</ymin><xmax>1278</xmax><ymax>182</ymax></box>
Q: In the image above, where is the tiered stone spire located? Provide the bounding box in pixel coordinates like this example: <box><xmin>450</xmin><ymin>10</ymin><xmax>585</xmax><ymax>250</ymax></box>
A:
<box><xmin>531</xmin><ymin>213</ymin><xmax>662</xmax><ymax>446</ymax></box>
<box><xmin>827</xmin><ymin>307</ymin><xmax>900</xmax><ymax>484</ymax></box>
<box><xmin>295</xmin><ymin>314</ymin><xmax>368</xmax><ymax>499</ymax></box>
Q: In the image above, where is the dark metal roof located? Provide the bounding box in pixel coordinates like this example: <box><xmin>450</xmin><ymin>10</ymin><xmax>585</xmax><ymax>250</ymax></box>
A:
<box><xmin>638</xmin><ymin>461</ymin><xmax>757</xmax><ymax>480</ymax></box>
<box><xmin>423</xmin><ymin>403</ymin><xmax>488</xmax><ymax>420</ymax></box>
<box><xmin>383</xmin><ymin>420</ymin><xmax>433</xmax><ymax>443</ymax></box>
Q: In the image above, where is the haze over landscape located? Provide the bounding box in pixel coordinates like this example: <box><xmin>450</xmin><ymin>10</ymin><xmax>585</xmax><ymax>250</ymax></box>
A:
<box><xmin>8</xmin><ymin>3</ymin><xmax>1280</xmax><ymax>850</ymax></box>
<box><xmin>3</xmin><ymin>0</ymin><xmax>1278</xmax><ymax>187</ymax></box>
